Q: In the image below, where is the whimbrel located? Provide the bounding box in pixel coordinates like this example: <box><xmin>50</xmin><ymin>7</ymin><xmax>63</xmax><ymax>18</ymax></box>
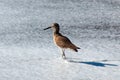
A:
<box><xmin>44</xmin><ymin>23</ymin><xmax>80</xmax><ymax>59</ymax></box>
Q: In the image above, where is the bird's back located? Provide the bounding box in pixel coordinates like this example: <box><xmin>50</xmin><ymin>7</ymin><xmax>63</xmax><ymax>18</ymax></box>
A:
<box><xmin>54</xmin><ymin>33</ymin><xmax>80</xmax><ymax>52</ymax></box>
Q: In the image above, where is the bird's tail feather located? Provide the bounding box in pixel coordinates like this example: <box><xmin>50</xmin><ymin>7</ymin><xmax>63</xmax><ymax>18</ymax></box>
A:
<box><xmin>73</xmin><ymin>49</ymin><xmax>78</xmax><ymax>52</ymax></box>
<box><xmin>73</xmin><ymin>47</ymin><xmax>80</xmax><ymax>52</ymax></box>
<box><xmin>77</xmin><ymin>47</ymin><xmax>80</xmax><ymax>49</ymax></box>
<box><xmin>70</xmin><ymin>44</ymin><xmax>80</xmax><ymax>52</ymax></box>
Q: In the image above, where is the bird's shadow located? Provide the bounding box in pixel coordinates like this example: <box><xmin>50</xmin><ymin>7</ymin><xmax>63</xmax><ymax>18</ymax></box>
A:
<box><xmin>67</xmin><ymin>58</ymin><xmax>118</xmax><ymax>67</ymax></box>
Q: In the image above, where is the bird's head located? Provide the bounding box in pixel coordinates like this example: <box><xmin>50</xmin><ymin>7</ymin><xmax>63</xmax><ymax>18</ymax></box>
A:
<box><xmin>44</xmin><ymin>23</ymin><xmax>60</xmax><ymax>32</ymax></box>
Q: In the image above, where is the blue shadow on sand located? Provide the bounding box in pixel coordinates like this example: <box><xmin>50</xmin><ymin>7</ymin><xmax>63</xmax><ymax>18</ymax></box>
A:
<box><xmin>68</xmin><ymin>60</ymin><xmax>118</xmax><ymax>67</ymax></box>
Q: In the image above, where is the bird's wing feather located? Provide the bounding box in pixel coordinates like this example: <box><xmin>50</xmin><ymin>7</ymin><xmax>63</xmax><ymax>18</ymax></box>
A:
<box><xmin>55</xmin><ymin>35</ymin><xmax>75</xmax><ymax>48</ymax></box>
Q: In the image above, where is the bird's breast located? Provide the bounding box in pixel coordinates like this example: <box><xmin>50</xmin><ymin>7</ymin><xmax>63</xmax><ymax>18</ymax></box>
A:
<box><xmin>53</xmin><ymin>35</ymin><xmax>57</xmax><ymax>45</ymax></box>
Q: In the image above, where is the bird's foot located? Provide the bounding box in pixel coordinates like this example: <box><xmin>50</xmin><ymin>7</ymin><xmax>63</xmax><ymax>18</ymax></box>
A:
<box><xmin>62</xmin><ymin>56</ymin><xmax>66</xmax><ymax>60</ymax></box>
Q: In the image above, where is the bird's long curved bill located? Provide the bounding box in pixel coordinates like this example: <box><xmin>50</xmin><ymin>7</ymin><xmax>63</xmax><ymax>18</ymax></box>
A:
<box><xmin>43</xmin><ymin>27</ymin><xmax>51</xmax><ymax>30</ymax></box>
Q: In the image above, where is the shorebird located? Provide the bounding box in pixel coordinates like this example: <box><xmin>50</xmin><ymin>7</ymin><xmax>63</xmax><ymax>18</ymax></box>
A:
<box><xmin>44</xmin><ymin>23</ymin><xmax>80</xmax><ymax>59</ymax></box>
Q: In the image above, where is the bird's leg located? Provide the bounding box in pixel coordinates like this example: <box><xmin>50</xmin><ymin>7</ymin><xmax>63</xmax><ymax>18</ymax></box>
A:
<box><xmin>61</xmin><ymin>49</ymin><xmax>66</xmax><ymax>59</ymax></box>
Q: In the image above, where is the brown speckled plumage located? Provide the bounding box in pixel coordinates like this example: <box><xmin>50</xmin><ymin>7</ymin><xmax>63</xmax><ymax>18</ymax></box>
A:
<box><xmin>44</xmin><ymin>23</ymin><xmax>80</xmax><ymax>59</ymax></box>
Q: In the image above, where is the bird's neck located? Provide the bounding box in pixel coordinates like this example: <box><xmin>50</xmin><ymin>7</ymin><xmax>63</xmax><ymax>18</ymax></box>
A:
<box><xmin>53</xmin><ymin>30</ymin><xmax>63</xmax><ymax>36</ymax></box>
<box><xmin>53</xmin><ymin>28</ymin><xmax>60</xmax><ymax>34</ymax></box>
<box><xmin>54</xmin><ymin>30</ymin><xmax>59</xmax><ymax>34</ymax></box>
